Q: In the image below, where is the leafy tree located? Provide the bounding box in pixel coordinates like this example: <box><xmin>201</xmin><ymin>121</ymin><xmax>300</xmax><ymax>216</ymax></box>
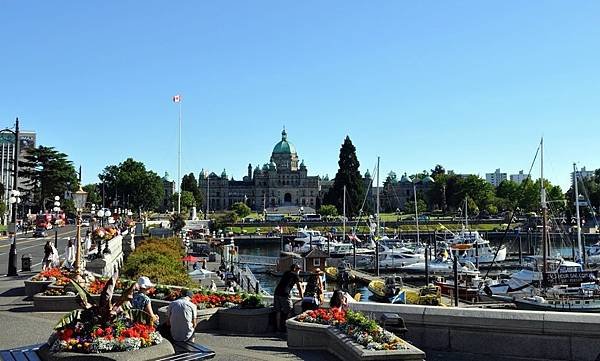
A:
<box><xmin>98</xmin><ymin>158</ymin><xmax>164</xmax><ymax>211</ymax></box>
<box><xmin>431</xmin><ymin>164</ymin><xmax>446</xmax><ymax>178</ymax></box>
<box><xmin>83</xmin><ymin>184</ymin><xmax>102</xmax><ymax>206</ymax></box>
<box><xmin>181</xmin><ymin>173</ymin><xmax>203</xmax><ymax>207</ymax></box>
<box><xmin>19</xmin><ymin>146</ymin><xmax>79</xmax><ymax>211</ymax></box>
<box><xmin>171</xmin><ymin>191</ymin><xmax>196</xmax><ymax>212</ymax></box>
<box><xmin>495</xmin><ymin>180</ymin><xmax>521</xmax><ymax>211</ymax></box>
<box><xmin>169</xmin><ymin>213</ymin><xmax>186</xmax><ymax>234</ymax></box>
<box><xmin>318</xmin><ymin>204</ymin><xmax>339</xmax><ymax>219</ymax></box>
<box><xmin>231</xmin><ymin>202</ymin><xmax>251</xmax><ymax>219</ymax></box>
<box><xmin>209</xmin><ymin>211</ymin><xmax>238</xmax><ymax>233</ymax></box>
<box><xmin>404</xmin><ymin>199</ymin><xmax>427</xmax><ymax>214</ymax></box>
<box><xmin>324</xmin><ymin>136</ymin><xmax>365</xmax><ymax>217</ymax></box>
<box><xmin>450</xmin><ymin>175</ymin><xmax>495</xmax><ymax>214</ymax></box>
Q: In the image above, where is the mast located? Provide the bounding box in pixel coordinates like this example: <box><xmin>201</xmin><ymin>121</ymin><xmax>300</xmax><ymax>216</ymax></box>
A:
<box><xmin>465</xmin><ymin>197</ymin><xmax>468</xmax><ymax>230</ymax></box>
<box><xmin>413</xmin><ymin>177</ymin><xmax>420</xmax><ymax>244</ymax></box>
<box><xmin>574</xmin><ymin>163</ymin><xmax>583</xmax><ymax>262</ymax></box>
<box><xmin>343</xmin><ymin>185</ymin><xmax>346</xmax><ymax>242</ymax></box>
<box><xmin>541</xmin><ymin>138</ymin><xmax>547</xmax><ymax>277</ymax></box>
<box><xmin>376</xmin><ymin>157</ymin><xmax>380</xmax><ymax>239</ymax></box>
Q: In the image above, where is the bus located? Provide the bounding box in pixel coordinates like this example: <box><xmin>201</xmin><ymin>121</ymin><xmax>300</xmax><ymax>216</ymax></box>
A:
<box><xmin>265</xmin><ymin>214</ymin><xmax>285</xmax><ymax>222</ymax></box>
<box><xmin>302</xmin><ymin>214</ymin><xmax>322</xmax><ymax>222</ymax></box>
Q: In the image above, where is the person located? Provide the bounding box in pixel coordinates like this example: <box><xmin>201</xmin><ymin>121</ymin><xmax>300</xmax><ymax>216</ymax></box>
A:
<box><xmin>64</xmin><ymin>239</ymin><xmax>75</xmax><ymax>269</ymax></box>
<box><xmin>132</xmin><ymin>276</ymin><xmax>159</xmax><ymax>324</ymax></box>
<box><xmin>166</xmin><ymin>289</ymin><xmax>197</xmax><ymax>342</ymax></box>
<box><xmin>193</xmin><ymin>261</ymin><xmax>200</xmax><ymax>271</ymax></box>
<box><xmin>42</xmin><ymin>241</ymin><xmax>53</xmax><ymax>270</ymax></box>
<box><xmin>84</xmin><ymin>232</ymin><xmax>92</xmax><ymax>255</ymax></box>
<box><xmin>329</xmin><ymin>290</ymin><xmax>348</xmax><ymax>311</ymax></box>
<box><xmin>209</xmin><ymin>279</ymin><xmax>217</xmax><ymax>292</ymax></box>
<box><xmin>301</xmin><ymin>268</ymin><xmax>324</xmax><ymax>312</ymax></box>
<box><xmin>274</xmin><ymin>263</ymin><xmax>303</xmax><ymax>332</ymax></box>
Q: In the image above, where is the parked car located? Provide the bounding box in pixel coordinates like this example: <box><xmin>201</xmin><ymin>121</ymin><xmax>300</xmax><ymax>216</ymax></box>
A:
<box><xmin>33</xmin><ymin>228</ymin><xmax>47</xmax><ymax>237</ymax></box>
<box><xmin>81</xmin><ymin>220</ymin><xmax>90</xmax><ymax>227</ymax></box>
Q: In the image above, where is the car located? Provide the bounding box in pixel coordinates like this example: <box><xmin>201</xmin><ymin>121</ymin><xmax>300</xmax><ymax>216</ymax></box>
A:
<box><xmin>33</xmin><ymin>228</ymin><xmax>47</xmax><ymax>237</ymax></box>
<box><xmin>81</xmin><ymin>220</ymin><xmax>90</xmax><ymax>227</ymax></box>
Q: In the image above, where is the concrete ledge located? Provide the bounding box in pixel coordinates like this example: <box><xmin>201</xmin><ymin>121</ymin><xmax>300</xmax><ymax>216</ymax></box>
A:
<box><xmin>33</xmin><ymin>294</ymin><xmax>102</xmax><ymax>312</ymax></box>
<box><xmin>157</xmin><ymin>306</ymin><xmax>221</xmax><ymax>332</ymax></box>
<box><xmin>24</xmin><ymin>279</ymin><xmax>53</xmax><ymax>298</ymax></box>
<box><xmin>217</xmin><ymin>307</ymin><xmax>274</xmax><ymax>334</ymax></box>
<box><xmin>286</xmin><ymin>318</ymin><xmax>425</xmax><ymax>361</ymax></box>
<box><xmin>37</xmin><ymin>339</ymin><xmax>174</xmax><ymax>361</ymax></box>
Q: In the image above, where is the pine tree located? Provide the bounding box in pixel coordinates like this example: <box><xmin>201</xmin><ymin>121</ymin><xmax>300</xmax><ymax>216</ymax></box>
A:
<box><xmin>181</xmin><ymin>172</ymin><xmax>202</xmax><ymax>207</ymax></box>
<box><xmin>324</xmin><ymin>136</ymin><xmax>365</xmax><ymax>217</ymax></box>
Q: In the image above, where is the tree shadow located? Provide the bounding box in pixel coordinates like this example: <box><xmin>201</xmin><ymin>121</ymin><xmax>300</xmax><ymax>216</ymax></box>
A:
<box><xmin>245</xmin><ymin>346</ymin><xmax>290</xmax><ymax>353</ymax></box>
<box><xmin>0</xmin><ymin>287</ymin><xmax>25</xmax><ymax>297</ymax></box>
<box><xmin>8</xmin><ymin>305</ymin><xmax>36</xmax><ymax>313</ymax></box>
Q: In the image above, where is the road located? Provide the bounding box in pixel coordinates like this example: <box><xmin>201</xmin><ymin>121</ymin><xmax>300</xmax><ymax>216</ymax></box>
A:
<box><xmin>0</xmin><ymin>225</ymin><xmax>84</xmax><ymax>274</ymax></box>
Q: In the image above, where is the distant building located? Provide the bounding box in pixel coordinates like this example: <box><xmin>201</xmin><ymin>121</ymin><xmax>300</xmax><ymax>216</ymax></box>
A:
<box><xmin>486</xmin><ymin>168</ymin><xmax>507</xmax><ymax>187</ymax></box>
<box><xmin>510</xmin><ymin>170</ymin><xmax>528</xmax><ymax>184</ymax></box>
<box><xmin>381</xmin><ymin>173</ymin><xmax>435</xmax><ymax>212</ymax></box>
<box><xmin>571</xmin><ymin>166</ymin><xmax>595</xmax><ymax>184</ymax></box>
<box><xmin>198</xmin><ymin>129</ymin><xmax>322</xmax><ymax>212</ymax></box>
<box><xmin>161</xmin><ymin>172</ymin><xmax>175</xmax><ymax>212</ymax></box>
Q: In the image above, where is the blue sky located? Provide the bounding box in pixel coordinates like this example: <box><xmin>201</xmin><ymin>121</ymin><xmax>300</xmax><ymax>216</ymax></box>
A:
<box><xmin>1</xmin><ymin>1</ymin><xmax>599</xmax><ymax>191</ymax></box>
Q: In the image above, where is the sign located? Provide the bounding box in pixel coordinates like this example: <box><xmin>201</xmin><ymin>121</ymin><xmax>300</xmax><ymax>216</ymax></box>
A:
<box><xmin>544</xmin><ymin>270</ymin><xmax>598</xmax><ymax>287</ymax></box>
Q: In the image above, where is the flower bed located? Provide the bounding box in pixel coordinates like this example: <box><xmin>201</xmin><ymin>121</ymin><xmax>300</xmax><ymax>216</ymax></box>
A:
<box><xmin>25</xmin><ymin>268</ymin><xmax>72</xmax><ymax>298</ymax></box>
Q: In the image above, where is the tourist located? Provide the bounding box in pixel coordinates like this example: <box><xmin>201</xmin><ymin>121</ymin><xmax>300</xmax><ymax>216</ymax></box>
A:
<box><xmin>42</xmin><ymin>241</ymin><xmax>53</xmax><ymax>270</ymax></box>
<box><xmin>329</xmin><ymin>290</ymin><xmax>348</xmax><ymax>311</ymax></box>
<box><xmin>209</xmin><ymin>279</ymin><xmax>217</xmax><ymax>292</ymax></box>
<box><xmin>64</xmin><ymin>239</ymin><xmax>75</xmax><ymax>269</ymax></box>
<box><xmin>84</xmin><ymin>232</ymin><xmax>92</xmax><ymax>255</ymax></box>
<box><xmin>273</xmin><ymin>263</ymin><xmax>303</xmax><ymax>332</ymax></box>
<box><xmin>166</xmin><ymin>289</ymin><xmax>197</xmax><ymax>342</ymax></box>
<box><xmin>301</xmin><ymin>268</ymin><xmax>324</xmax><ymax>312</ymax></box>
<box><xmin>132</xmin><ymin>276</ymin><xmax>159</xmax><ymax>324</ymax></box>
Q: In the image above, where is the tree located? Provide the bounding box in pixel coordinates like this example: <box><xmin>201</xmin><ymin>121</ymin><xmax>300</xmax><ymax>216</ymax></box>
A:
<box><xmin>324</xmin><ymin>136</ymin><xmax>365</xmax><ymax>217</ymax></box>
<box><xmin>181</xmin><ymin>172</ymin><xmax>203</xmax><ymax>207</ymax></box>
<box><xmin>169</xmin><ymin>213</ymin><xmax>186</xmax><ymax>234</ymax></box>
<box><xmin>19</xmin><ymin>146</ymin><xmax>79</xmax><ymax>211</ymax></box>
<box><xmin>431</xmin><ymin>164</ymin><xmax>446</xmax><ymax>178</ymax></box>
<box><xmin>318</xmin><ymin>204</ymin><xmax>339</xmax><ymax>219</ymax></box>
<box><xmin>231</xmin><ymin>202</ymin><xmax>251</xmax><ymax>219</ymax></box>
<box><xmin>99</xmin><ymin>158</ymin><xmax>164</xmax><ymax>211</ymax></box>
<box><xmin>83</xmin><ymin>184</ymin><xmax>102</xmax><ymax>206</ymax></box>
<box><xmin>404</xmin><ymin>199</ymin><xmax>427</xmax><ymax>214</ymax></box>
<box><xmin>171</xmin><ymin>191</ymin><xmax>196</xmax><ymax>212</ymax></box>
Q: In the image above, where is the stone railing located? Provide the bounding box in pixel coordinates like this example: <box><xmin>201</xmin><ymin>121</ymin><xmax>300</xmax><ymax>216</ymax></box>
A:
<box><xmin>85</xmin><ymin>234</ymin><xmax>124</xmax><ymax>276</ymax></box>
<box><xmin>349</xmin><ymin>301</ymin><xmax>600</xmax><ymax>361</ymax></box>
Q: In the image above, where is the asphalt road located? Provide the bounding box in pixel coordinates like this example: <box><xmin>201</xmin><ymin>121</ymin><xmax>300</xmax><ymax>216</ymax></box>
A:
<box><xmin>0</xmin><ymin>225</ymin><xmax>85</xmax><ymax>274</ymax></box>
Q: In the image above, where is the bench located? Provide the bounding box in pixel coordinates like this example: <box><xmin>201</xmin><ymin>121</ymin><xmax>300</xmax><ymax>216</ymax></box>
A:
<box><xmin>151</xmin><ymin>341</ymin><xmax>215</xmax><ymax>361</ymax></box>
<box><xmin>379</xmin><ymin>313</ymin><xmax>408</xmax><ymax>338</ymax></box>
<box><xmin>0</xmin><ymin>344</ymin><xmax>42</xmax><ymax>361</ymax></box>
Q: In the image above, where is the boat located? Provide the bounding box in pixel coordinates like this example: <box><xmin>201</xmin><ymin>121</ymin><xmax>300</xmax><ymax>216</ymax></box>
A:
<box><xmin>511</xmin><ymin>283</ymin><xmax>600</xmax><ymax>312</ymax></box>
<box><xmin>446</xmin><ymin>230</ymin><xmax>507</xmax><ymax>263</ymax></box>
<box><xmin>328</xmin><ymin>242</ymin><xmax>374</xmax><ymax>258</ymax></box>
<box><xmin>372</xmin><ymin>244</ymin><xmax>425</xmax><ymax>269</ymax></box>
<box><xmin>293</xmin><ymin>228</ymin><xmax>338</xmax><ymax>252</ymax></box>
<box><xmin>434</xmin><ymin>272</ymin><xmax>488</xmax><ymax>302</ymax></box>
<box><xmin>401</xmin><ymin>255</ymin><xmax>480</xmax><ymax>276</ymax></box>
<box><xmin>324</xmin><ymin>262</ymin><xmax>355</xmax><ymax>282</ymax></box>
<box><xmin>367</xmin><ymin>275</ymin><xmax>407</xmax><ymax>304</ymax></box>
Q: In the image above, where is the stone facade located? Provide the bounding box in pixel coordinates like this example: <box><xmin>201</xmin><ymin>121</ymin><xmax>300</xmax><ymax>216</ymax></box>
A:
<box><xmin>199</xmin><ymin>130</ymin><xmax>322</xmax><ymax>211</ymax></box>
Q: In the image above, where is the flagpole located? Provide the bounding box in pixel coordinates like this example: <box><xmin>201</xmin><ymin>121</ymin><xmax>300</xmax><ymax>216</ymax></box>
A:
<box><xmin>177</xmin><ymin>96</ymin><xmax>182</xmax><ymax>214</ymax></box>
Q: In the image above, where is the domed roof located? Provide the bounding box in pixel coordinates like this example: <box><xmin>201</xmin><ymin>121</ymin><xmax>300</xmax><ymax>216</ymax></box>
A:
<box><xmin>272</xmin><ymin>129</ymin><xmax>297</xmax><ymax>155</ymax></box>
<box><xmin>423</xmin><ymin>176</ymin><xmax>435</xmax><ymax>183</ymax></box>
<box><xmin>221</xmin><ymin>169</ymin><xmax>227</xmax><ymax>178</ymax></box>
<box><xmin>400</xmin><ymin>173</ymin><xmax>412</xmax><ymax>183</ymax></box>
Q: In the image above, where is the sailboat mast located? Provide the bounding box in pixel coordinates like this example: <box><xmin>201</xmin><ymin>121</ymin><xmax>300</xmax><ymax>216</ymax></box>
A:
<box><xmin>541</xmin><ymin>138</ymin><xmax>547</xmax><ymax>277</ymax></box>
<box><xmin>343</xmin><ymin>185</ymin><xmax>346</xmax><ymax>242</ymax></box>
<box><xmin>376</xmin><ymin>157</ymin><xmax>380</xmax><ymax>239</ymax></box>
<box><xmin>465</xmin><ymin>197</ymin><xmax>468</xmax><ymax>229</ymax></box>
<box><xmin>574</xmin><ymin>163</ymin><xmax>583</xmax><ymax>262</ymax></box>
<box><xmin>413</xmin><ymin>177</ymin><xmax>420</xmax><ymax>244</ymax></box>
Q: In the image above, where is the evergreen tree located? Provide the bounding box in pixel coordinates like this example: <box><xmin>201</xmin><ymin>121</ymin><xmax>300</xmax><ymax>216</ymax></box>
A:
<box><xmin>181</xmin><ymin>172</ymin><xmax>203</xmax><ymax>207</ymax></box>
<box><xmin>324</xmin><ymin>136</ymin><xmax>365</xmax><ymax>217</ymax></box>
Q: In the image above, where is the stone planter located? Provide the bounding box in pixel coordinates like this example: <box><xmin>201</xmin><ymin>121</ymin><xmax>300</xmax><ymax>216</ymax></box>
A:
<box><xmin>286</xmin><ymin>318</ymin><xmax>425</xmax><ymax>361</ymax></box>
<box><xmin>217</xmin><ymin>306</ymin><xmax>274</xmax><ymax>334</ymax></box>
<box><xmin>37</xmin><ymin>338</ymin><xmax>175</xmax><ymax>361</ymax></box>
<box><xmin>157</xmin><ymin>305</ymin><xmax>221</xmax><ymax>331</ymax></box>
<box><xmin>33</xmin><ymin>294</ymin><xmax>102</xmax><ymax>312</ymax></box>
<box><xmin>24</xmin><ymin>278</ymin><xmax>53</xmax><ymax>298</ymax></box>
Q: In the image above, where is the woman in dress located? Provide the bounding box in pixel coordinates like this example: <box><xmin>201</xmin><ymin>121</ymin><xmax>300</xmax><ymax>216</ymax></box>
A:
<box><xmin>42</xmin><ymin>241</ymin><xmax>53</xmax><ymax>270</ymax></box>
<box><xmin>301</xmin><ymin>268</ymin><xmax>324</xmax><ymax>312</ymax></box>
<box><xmin>132</xmin><ymin>276</ymin><xmax>159</xmax><ymax>324</ymax></box>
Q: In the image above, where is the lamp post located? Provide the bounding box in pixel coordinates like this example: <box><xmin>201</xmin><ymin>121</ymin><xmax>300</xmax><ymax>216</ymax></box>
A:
<box><xmin>6</xmin><ymin>118</ymin><xmax>19</xmax><ymax>276</ymax></box>
<box><xmin>72</xmin><ymin>187</ymin><xmax>88</xmax><ymax>278</ymax></box>
<box><xmin>53</xmin><ymin>196</ymin><xmax>60</xmax><ymax>248</ymax></box>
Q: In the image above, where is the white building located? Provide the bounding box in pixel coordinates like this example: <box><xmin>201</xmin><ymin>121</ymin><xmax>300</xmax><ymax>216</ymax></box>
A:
<box><xmin>510</xmin><ymin>170</ymin><xmax>528</xmax><ymax>184</ymax></box>
<box><xmin>486</xmin><ymin>168</ymin><xmax>507</xmax><ymax>187</ymax></box>
<box><xmin>571</xmin><ymin>166</ymin><xmax>595</xmax><ymax>184</ymax></box>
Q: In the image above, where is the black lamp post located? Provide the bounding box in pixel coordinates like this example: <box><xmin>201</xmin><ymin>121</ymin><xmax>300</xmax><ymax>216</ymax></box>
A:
<box><xmin>5</xmin><ymin>118</ymin><xmax>19</xmax><ymax>277</ymax></box>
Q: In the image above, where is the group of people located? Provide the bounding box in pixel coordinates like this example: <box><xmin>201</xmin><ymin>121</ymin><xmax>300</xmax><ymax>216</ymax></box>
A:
<box><xmin>273</xmin><ymin>263</ymin><xmax>348</xmax><ymax>333</ymax></box>
<box><xmin>42</xmin><ymin>231</ymin><xmax>97</xmax><ymax>271</ymax></box>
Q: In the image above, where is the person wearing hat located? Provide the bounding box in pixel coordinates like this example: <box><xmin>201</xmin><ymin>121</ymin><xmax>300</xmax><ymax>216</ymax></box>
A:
<box><xmin>166</xmin><ymin>289</ymin><xmax>197</xmax><ymax>342</ymax></box>
<box><xmin>273</xmin><ymin>263</ymin><xmax>303</xmax><ymax>332</ymax></box>
<box><xmin>133</xmin><ymin>276</ymin><xmax>158</xmax><ymax>324</ymax></box>
<box><xmin>301</xmin><ymin>268</ymin><xmax>324</xmax><ymax>312</ymax></box>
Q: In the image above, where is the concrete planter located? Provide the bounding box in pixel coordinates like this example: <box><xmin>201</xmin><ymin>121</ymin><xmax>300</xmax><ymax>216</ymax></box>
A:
<box><xmin>217</xmin><ymin>307</ymin><xmax>274</xmax><ymax>334</ymax></box>
<box><xmin>286</xmin><ymin>318</ymin><xmax>425</xmax><ymax>361</ymax></box>
<box><xmin>24</xmin><ymin>278</ymin><xmax>53</xmax><ymax>298</ymax></box>
<box><xmin>33</xmin><ymin>294</ymin><xmax>102</xmax><ymax>312</ymax></box>
<box><xmin>37</xmin><ymin>338</ymin><xmax>175</xmax><ymax>361</ymax></box>
<box><xmin>157</xmin><ymin>305</ymin><xmax>221</xmax><ymax>332</ymax></box>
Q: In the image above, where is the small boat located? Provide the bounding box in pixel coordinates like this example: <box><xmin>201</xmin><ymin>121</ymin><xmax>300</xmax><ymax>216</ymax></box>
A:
<box><xmin>512</xmin><ymin>289</ymin><xmax>600</xmax><ymax>313</ymax></box>
<box><xmin>368</xmin><ymin>276</ymin><xmax>407</xmax><ymax>304</ymax></box>
<box><xmin>324</xmin><ymin>262</ymin><xmax>355</xmax><ymax>283</ymax></box>
<box><xmin>434</xmin><ymin>273</ymin><xmax>487</xmax><ymax>302</ymax></box>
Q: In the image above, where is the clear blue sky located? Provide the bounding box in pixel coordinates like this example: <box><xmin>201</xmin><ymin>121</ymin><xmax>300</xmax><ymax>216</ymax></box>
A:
<box><xmin>1</xmin><ymin>1</ymin><xmax>599</xmax><ymax>191</ymax></box>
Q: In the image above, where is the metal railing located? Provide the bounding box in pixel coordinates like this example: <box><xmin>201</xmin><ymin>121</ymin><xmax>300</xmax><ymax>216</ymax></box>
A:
<box><xmin>232</xmin><ymin>263</ymin><xmax>261</xmax><ymax>294</ymax></box>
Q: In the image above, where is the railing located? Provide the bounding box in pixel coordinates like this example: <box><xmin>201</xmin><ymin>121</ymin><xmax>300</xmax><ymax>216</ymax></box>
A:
<box><xmin>237</xmin><ymin>254</ymin><xmax>278</xmax><ymax>265</ymax></box>
<box><xmin>232</xmin><ymin>263</ymin><xmax>262</xmax><ymax>294</ymax></box>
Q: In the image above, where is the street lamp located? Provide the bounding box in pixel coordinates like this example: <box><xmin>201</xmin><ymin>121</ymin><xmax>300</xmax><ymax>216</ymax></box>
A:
<box><xmin>53</xmin><ymin>196</ymin><xmax>60</xmax><ymax>247</ymax></box>
<box><xmin>96</xmin><ymin>209</ymin><xmax>112</xmax><ymax>254</ymax></box>
<box><xmin>72</xmin><ymin>187</ymin><xmax>88</xmax><ymax>277</ymax></box>
<box><xmin>5</xmin><ymin>118</ymin><xmax>20</xmax><ymax>277</ymax></box>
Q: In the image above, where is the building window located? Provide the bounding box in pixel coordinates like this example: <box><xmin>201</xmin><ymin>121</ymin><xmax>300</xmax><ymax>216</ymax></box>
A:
<box><xmin>313</xmin><ymin>259</ymin><xmax>320</xmax><ymax>267</ymax></box>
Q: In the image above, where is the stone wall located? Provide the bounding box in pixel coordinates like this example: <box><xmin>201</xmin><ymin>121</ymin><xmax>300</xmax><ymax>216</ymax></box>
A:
<box><xmin>85</xmin><ymin>235</ymin><xmax>124</xmax><ymax>276</ymax></box>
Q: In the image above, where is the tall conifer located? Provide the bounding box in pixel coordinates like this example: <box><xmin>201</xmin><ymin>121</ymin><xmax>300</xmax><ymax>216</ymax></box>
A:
<box><xmin>324</xmin><ymin>136</ymin><xmax>365</xmax><ymax>216</ymax></box>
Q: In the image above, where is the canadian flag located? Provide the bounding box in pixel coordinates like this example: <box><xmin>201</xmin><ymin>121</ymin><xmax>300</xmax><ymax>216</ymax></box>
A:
<box><xmin>172</xmin><ymin>95</ymin><xmax>181</xmax><ymax>103</ymax></box>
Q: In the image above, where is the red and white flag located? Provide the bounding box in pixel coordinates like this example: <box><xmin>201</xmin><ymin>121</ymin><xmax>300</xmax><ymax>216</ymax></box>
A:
<box><xmin>172</xmin><ymin>95</ymin><xmax>181</xmax><ymax>103</ymax></box>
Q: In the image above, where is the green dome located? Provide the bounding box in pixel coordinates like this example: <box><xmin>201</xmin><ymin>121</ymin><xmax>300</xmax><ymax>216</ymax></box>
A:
<box><xmin>272</xmin><ymin>129</ymin><xmax>297</xmax><ymax>155</ymax></box>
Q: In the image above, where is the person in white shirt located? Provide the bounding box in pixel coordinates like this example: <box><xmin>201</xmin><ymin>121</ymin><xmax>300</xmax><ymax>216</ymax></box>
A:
<box><xmin>64</xmin><ymin>239</ymin><xmax>75</xmax><ymax>269</ymax></box>
<box><xmin>167</xmin><ymin>289</ymin><xmax>197</xmax><ymax>342</ymax></box>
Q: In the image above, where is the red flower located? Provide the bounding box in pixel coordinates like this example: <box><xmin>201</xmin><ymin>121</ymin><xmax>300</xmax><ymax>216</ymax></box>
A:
<box><xmin>95</xmin><ymin>328</ymin><xmax>104</xmax><ymax>337</ymax></box>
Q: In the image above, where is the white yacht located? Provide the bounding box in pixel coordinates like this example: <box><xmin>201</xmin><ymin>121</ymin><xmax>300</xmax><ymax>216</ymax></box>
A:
<box><xmin>401</xmin><ymin>258</ymin><xmax>480</xmax><ymax>275</ymax></box>
<box><xmin>373</xmin><ymin>244</ymin><xmax>425</xmax><ymax>269</ymax></box>
<box><xmin>329</xmin><ymin>242</ymin><xmax>374</xmax><ymax>258</ymax></box>
<box><xmin>293</xmin><ymin>228</ymin><xmax>338</xmax><ymax>253</ymax></box>
<box><xmin>445</xmin><ymin>229</ymin><xmax>507</xmax><ymax>263</ymax></box>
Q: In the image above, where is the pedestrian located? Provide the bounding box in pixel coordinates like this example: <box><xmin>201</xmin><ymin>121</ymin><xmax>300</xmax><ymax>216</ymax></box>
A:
<box><xmin>42</xmin><ymin>241</ymin><xmax>53</xmax><ymax>270</ymax></box>
<box><xmin>329</xmin><ymin>290</ymin><xmax>348</xmax><ymax>312</ymax></box>
<box><xmin>132</xmin><ymin>276</ymin><xmax>159</xmax><ymax>324</ymax></box>
<box><xmin>166</xmin><ymin>289</ymin><xmax>197</xmax><ymax>342</ymax></box>
<box><xmin>273</xmin><ymin>263</ymin><xmax>303</xmax><ymax>332</ymax></box>
<box><xmin>84</xmin><ymin>233</ymin><xmax>92</xmax><ymax>255</ymax></box>
<box><xmin>64</xmin><ymin>239</ymin><xmax>75</xmax><ymax>269</ymax></box>
<box><xmin>301</xmin><ymin>268</ymin><xmax>324</xmax><ymax>312</ymax></box>
<box><xmin>209</xmin><ymin>279</ymin><xmax>217</xmax><ymax>292</ymax></box>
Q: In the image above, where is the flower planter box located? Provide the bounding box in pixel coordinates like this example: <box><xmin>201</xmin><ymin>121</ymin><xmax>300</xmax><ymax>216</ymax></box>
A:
<box><xmin>37</xmin><ymin>338</ymin><xmax>175</xmax><ymax>361</ymax></box>
<box><xmin>286</xmin><ymin>318</ymin><xmax>425</xmax><ymax>361</ymax></box>
<box><xmin>157</xmin><ymin>305</ymin><xmax>221</xmax><ymax>332</ymax></box>
<box><xmin>33</xmin><ymin>293</ymin><xmax>102</xmax><ymax>312</ymax></box>
<box><xmin>217</xmin><ymin>306</ymin><xmax>275</xmax><ymax>334</ymax></box>
<box><xmin>24</xmin><ymin>278</ymin><xmax>53</xmax><ymax>298</ymax></box>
